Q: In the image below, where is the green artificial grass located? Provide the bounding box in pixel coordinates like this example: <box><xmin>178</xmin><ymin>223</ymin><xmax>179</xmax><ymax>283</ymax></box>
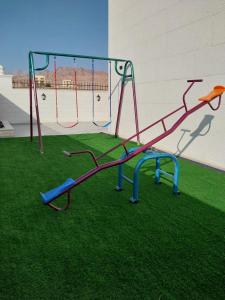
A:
<box><xmin>0</xmin><ymin>133</ymin><xmax>225</xmax><ymax>299</ymax></box>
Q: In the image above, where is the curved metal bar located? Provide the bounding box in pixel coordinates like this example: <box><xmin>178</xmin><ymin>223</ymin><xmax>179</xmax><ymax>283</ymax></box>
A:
<box><xmin>115</xmin><ymin>60</ymin><xmax>134</xmax><ymax>79</ymax></box>
<box><xmin>47</xmin><ymin>191</ymin><xmax>71</xmax><ymax>211</ymax></box>
<box><xmin>92</xmin><ymin>121</ymin><xmax>111</xmax><ymax>128</ymax></box>
<box><xmin>116</xmin><ymin>147</ymin><xmax>180</xmax><ymax>202</ymax></box>
<box><xmin>34</xmin><ymin>54</ymin><xmax>50</xmax><ymax>71</ymax></box>
<box><xmin>208</xmin><ymin>95</ymin><xmax>222</xmax><ymax>111</ymax></box>
<box><xmin>122</xmin><ymin>61</ymin><xmax>134</xmax><ymax>81</ymax></box>
<box><xmin>183</xmin><ymin>79</ymin><xmax>203</xmax><ymax>111</ymax></box>
<box><xmin>121</xmin><ymin>61</ymin><xmax>130</xmax><ymax>82</ymax></box>
<box><xmin>130</xmin><ymin>151</ymin><xmax>179</xmax><ymax>202</ymax></box>
<box><xmin>68</xmin><ymin>150</ymin><xmax>99</xmax><ymax>167</ymax></box>
<box><xmin>153</xmin><ymin>153</ymin><xmax>179</xmax><ymax>194</ymax></box>
<box><xmin>115</xmin><ymin>61</ymin><xmax>127</xmax><ymax>77</ymax></box>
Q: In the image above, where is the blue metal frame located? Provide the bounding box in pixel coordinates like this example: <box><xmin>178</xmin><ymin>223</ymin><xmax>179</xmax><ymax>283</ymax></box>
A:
<box><xmin>116</xmin><ymin>148</ymin><xmax>179</xmax><ymax>203</ymax></box>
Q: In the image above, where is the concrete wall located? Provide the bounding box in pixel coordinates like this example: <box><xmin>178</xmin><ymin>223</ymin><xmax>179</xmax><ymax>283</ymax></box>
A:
<box><xmin>109</xmin><ymin>0</ymin><xmax>225</xmax><ymax>171</ymax></box>
<box><xmin>0</xmin><ymin>75</ymin><xmax>109</xmax><ymax>124</ymax></box>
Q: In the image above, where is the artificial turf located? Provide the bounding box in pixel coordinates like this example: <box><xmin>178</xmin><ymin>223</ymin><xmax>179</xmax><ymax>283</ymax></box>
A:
<box><xmin>0</xmin><ymin>133</ymin><xmax>225</xmax><ymax>299</ymax></box>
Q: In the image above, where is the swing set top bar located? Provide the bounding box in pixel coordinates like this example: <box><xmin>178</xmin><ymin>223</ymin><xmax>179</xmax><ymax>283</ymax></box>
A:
<box><xmin>29</xmin><ymin>51</ymin><xmax>134</xmax><ymax>77</ymax></box>
<box><xmin>29</xmin><ymin>50</ymin><xmax>130</xmax><ymax>63</ymax></box>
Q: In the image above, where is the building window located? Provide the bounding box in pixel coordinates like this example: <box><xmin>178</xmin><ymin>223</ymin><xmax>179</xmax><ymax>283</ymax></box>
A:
<box><xmin>62</xmin><ymin>80</ymin><xmax>73</xmax><ymax>88</ymax></box>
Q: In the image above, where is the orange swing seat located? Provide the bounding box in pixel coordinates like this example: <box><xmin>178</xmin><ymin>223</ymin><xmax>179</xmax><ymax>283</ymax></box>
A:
<box><xmin>199</xmin><ymin>85</ymin><xmax>225</xmax><ymax>102</ymax></box>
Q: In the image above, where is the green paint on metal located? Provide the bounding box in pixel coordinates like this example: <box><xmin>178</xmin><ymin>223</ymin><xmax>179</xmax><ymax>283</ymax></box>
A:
<box><xmin>28</xmin><ymin>50</ymin><xmax>135</xmax><ymax>81</ymax></box>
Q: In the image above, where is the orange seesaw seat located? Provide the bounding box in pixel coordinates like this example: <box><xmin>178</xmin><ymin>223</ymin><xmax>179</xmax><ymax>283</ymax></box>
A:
<box><xmin>199</xmin><ymin>85</ymin><xmax>225</xmax><ymax>102</ymax></box>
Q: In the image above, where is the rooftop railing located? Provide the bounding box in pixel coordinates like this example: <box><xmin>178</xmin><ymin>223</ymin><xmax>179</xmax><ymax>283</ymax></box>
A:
<box><xmin>12</xmin><ymin>80</ymin><xmax>108</xmax><ymax>91</ymax></box>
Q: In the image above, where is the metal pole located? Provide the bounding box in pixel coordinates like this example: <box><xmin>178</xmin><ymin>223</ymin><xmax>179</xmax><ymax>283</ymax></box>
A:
<box><xmin>30</xmin><ymin>53</ymin><xmax>44</xmax><ymax>153</ymax></box>
<box><xmin>132</xmin><ymin>78</ymin><xmax>140</xmax><ymax>144</ymax></box>
<box><xmin>115</xmin><ymin>81</ymin><xmax>125</xmax><ymax>138</ymax></box>
<box><xmin>92</xmin><ymin>59</ymin><xmax>95</xmax><ymax>122</ymax></box>
<box><xmin>30</xmin><ymin>50</ymin><xmax>129</xmax><ymax>64</ymax></box>
<box><xmin>29</xmin><ymin>56</ymin><xmax>33</xmax><ymax>141</ymax></box>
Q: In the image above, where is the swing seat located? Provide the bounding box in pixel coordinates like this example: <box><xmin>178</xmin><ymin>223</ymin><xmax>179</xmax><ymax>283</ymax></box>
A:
<box><xmin>40</xmin><ymin>178</ymin><xmax>76</xmax><ymax>204</ymax></box>
<box><xmin>199</xmin><ymin>85</ymin><xmax>225</xmax><ymax>102</ymax></box>
<box><xmin>92</xmin><ymin>121</ymin><xmax>111</xmax><ymax>128</ymax></box>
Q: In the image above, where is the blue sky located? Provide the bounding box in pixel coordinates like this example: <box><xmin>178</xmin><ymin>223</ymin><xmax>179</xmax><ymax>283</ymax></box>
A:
<box><xmin>0</xmin><ymin>0</ymin><xmax>108</xmax><ymax>73</ymax></box>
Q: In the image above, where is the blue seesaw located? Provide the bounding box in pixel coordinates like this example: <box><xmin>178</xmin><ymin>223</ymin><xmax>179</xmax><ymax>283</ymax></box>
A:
<box><xmin>40</xmin><ymin>178</ymin><xmax>76</xmax><ymax>210</ymax></box>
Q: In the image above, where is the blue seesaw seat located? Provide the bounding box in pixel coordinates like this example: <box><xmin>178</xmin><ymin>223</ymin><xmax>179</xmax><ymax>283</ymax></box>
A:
<box><xmin>40</xmin><ymin>178</ymin><xmax>76</xmax><ymax>204</ymax></box>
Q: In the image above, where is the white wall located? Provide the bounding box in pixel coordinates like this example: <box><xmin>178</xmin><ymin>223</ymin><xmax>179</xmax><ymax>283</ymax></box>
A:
<box><xmin>0</xmin><ymin>75</ymin><xmax>109</xmax><ymax>124</ymax></box>
<box><xmin>109</xmin><ymin>0</ymin><xmax>225</xmax><ymax>171</ymax></box>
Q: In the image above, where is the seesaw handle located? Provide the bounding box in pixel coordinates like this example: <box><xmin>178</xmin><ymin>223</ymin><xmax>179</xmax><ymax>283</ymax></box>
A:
<box><xmin>182</xmin><ymin>79</ymin><xmax>203</xmax><ymax>111</ymax></box>
<box><xmin>187</xmin><ymin>79</ymin><xmax>203</xmax><ymax>83</ymax></box>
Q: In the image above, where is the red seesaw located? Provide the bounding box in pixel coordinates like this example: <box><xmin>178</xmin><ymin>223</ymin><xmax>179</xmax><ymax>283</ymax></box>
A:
<box><xmin>40</xmin><ymin>79</ymin><xmax>225</xmax><ymax>211</ymax></box>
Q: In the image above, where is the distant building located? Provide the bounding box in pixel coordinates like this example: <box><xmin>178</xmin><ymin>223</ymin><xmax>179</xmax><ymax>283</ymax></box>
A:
<box><xmin>62</xmin><ymin>79</ymin><xmax>73</xmax><ymax>88</ymax></box>
<box><xmin>0</xmin><ymin>65</ymin><xmax>4</xmax><ymax>76</ymax></box>
<box><xmin>11</xmin><ymin>68</ymin><xmax>108</xmax><ymax>90</ymax></box>
<box><xmin>35</xmin><ymin>75</ymin><xmax>45</xmax><ymax>86</ymax></box>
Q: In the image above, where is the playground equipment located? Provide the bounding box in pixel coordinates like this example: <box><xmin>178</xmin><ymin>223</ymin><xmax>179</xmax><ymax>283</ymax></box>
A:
<box><xmin>116</xmin><ymin>148</ymin><xmax>179</xmax><ymax>203</ymax></box>
<box><xmin>29</xmin><ymin>51</ymin><xmax>140</xmax><ymax>153</ymax></box>
<box><xmin>40</xmin><ymin>79</ymin><xmax>224</xmax><ymax>211</ymax></box>
<box><xmin>53</xmin><ymin>57</ymin><xmax>79</xmax><ymax>128</ymax></box>
<box><xmin>199</xmin><ymin>85</ymin><xmax>225</xmax><ymax>102</ymax></box>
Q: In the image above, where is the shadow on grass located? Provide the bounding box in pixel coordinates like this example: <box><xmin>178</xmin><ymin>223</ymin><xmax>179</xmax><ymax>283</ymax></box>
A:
<box><xmin>0</xmin><ymin>133</ymin><xmax>225</xmax><ymax>300</ymax></box>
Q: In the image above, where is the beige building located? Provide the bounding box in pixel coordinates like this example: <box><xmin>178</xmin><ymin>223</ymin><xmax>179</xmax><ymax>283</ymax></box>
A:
<box><xmin>62</xmin><ymin>79</ymin><xmax>73</xmax><ymax>88</ymax></box>
<box><xmin>108</xmin><ymin>0</ymin><xmax>225</xmax><ymax>170</ymax></box>
<box><xmin>35</xmin><ymin>75</ymin><xmax>46</xmax><ymax>88</ymax></box>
